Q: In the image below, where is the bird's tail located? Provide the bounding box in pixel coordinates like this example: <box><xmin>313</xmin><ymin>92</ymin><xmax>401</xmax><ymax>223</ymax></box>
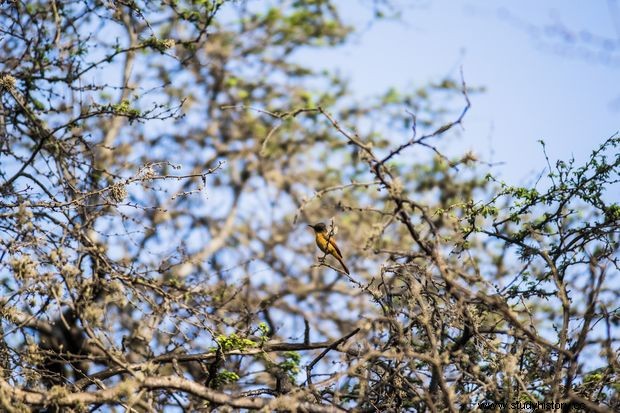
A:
<box><xmin>337</xmin><ymin>257</ymin><xmax>350</xmax><ymax>275</ymax></box>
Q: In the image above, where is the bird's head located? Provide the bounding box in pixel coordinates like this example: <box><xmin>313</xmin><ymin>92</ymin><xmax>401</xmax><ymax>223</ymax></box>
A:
<box><xmin>308</xmin><ymin>222</ymin><xmax>327</xmax><ymax>233</ymax></box>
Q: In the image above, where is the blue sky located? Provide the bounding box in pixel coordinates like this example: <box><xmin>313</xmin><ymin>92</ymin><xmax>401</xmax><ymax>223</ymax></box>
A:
<box><xmin>296</xmin><ymin>0</ymin><xmax>620</xmax><ymax>185</ymax></box>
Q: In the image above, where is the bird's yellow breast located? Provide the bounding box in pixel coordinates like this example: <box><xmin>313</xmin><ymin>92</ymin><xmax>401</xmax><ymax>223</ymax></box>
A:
<box><xmin>315</xmin><ymin>232</ymin><xmax>342</xmax><ymax>259</ymax></box>
<box><xmin>315</xmin><ymin>233</ymin><xmax>329</xmax><ymax>252</ymax></box>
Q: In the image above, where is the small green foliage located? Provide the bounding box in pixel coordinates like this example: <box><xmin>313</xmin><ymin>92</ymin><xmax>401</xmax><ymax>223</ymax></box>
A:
<box><xmin>215</xmin><ymin>333</ymin><xmax>256</xmax><ymax>352</ymax></box>
<box><xmin>257</xmin><ymin>322</ymin><xmax>270</xmax><ymax>345</ymax></box>
<box><xmin>264</xmin><ymin>7</ymin><xmax>282</xmax><ymax>24</ymax></box>
<box><xmin>434</xmin><ymin>79</ymin><xmax>458</xmax><ymax>89</ymax></box>
<box><xmin>32</xmin><ymin>99</ymin><xmax>46</xmax><ymax>111</ymax></box>
<box><xmin>299</xmin><ymin>90</ymin><xmax>314</xmax><ymax>106</ymax></box>
<box><xmin>508</xmin><ymin>186</ymin><xmax>539</xmax><ymax>202</ymax></box>
<box><xmin>478</xmin><ymin>205</ymin><xmax>498</xmax><ymax>218</ymax></box>
<box><xmin>213</xmin><ymin>369</ymin><xmax>240</xmax><ymax>387</ymax></box>
<box><xmin>109</xmin><ymin>100</ymin><xmax>141</xmax><ymax>118</ymax></box>
<box><xmin>583</xmin><ymin>371</ymin><xmax>604</xmax><ymax>384</ymax></box>
<box><xmin>279</xmin><ymin>351</ymin><xmax>301</xmax><ymax>377</ymax></box>
<box><xmin>224</xmin><ymin>76</ymin><xmax>239</xmax><ymax>87</ymax></box>
<box><xmin>382</xmin><ymin>88</ymin><xmax>400</xmax><ymax>104</ymax></box>
<box><xmin>70</xmin><ymin>45</ymin><xmax>88</xmax><ymax>57</ymax></box>
<box><xmin>180</xmin><ymin>9</ymin><xmax>201</xmax><ymax>21</ymax></box>
<box><xmin>604</xmin><ymin>204</ymin><xmax>620</xmax><ymax>221</ymax></box>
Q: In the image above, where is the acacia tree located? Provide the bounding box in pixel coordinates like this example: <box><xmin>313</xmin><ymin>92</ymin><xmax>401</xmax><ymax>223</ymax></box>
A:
<box><xmin>0</xmin><ymin>1</ymin><xmax>618</xmax><ymax>412</ymax></box>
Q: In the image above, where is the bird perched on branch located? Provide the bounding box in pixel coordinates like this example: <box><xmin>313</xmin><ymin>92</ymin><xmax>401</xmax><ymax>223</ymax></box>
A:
<box><xmin>308</xmin><ymin>222</ymin><xmax>350</xmax><ymax>274</ymax></box>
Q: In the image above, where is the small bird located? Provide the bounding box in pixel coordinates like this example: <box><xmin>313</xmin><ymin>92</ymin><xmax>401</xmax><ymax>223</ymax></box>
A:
<box><xmin>308</xmin><ymin>222</ymin><xmax>350</xmax><ymax>274</ymax></box>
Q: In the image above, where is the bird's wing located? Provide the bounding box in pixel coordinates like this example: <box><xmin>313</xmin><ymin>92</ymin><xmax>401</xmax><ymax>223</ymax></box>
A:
<box><xmin>328</xmin><ymin>237</ymin><xmax>343</xmax><ymax>259</ymax></box>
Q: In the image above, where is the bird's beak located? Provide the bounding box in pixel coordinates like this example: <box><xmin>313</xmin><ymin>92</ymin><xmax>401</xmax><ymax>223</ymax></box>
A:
<box><xmin>307</xmin><ymin>224</ymin><xmax>314</xmax><ymax>229</ymax></box>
